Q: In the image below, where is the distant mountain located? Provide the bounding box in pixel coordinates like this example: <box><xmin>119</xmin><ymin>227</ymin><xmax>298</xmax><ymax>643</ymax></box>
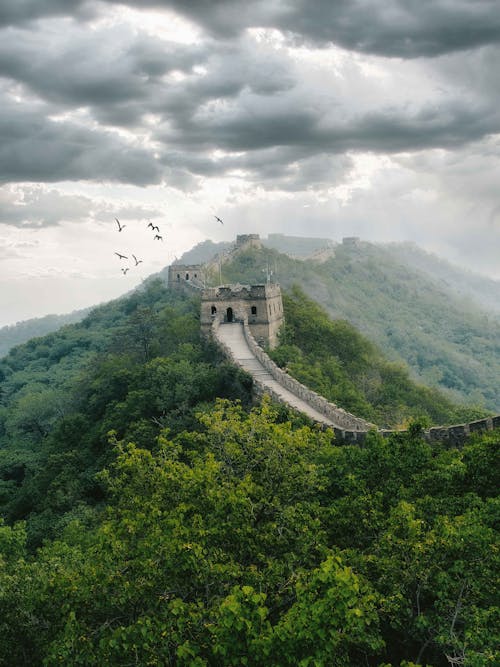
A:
<box><xmin>177</xmin><ymin>234</ymin><xmax>334</xmax><ymax>265</ymax></box>
<box><xmin>4</xmin><ymin>234</ymin><xmax>499</xmax><ymax>413</ymax></box>
<box><xmin>383</xmin><ymin>241</ymin><xmax>500</xmax><ymax>317</ymax></box>
<box><xmin>0</xmin><ymin>309</ymin><xmax>91</xmax><ymax>359</ymax></box>
<box><xmin>264</xmin><ymin>233</ymin><xmax>333</xmax><ymax>257</ymax></box>
<box><xmin>217</xmin><ymin>239</ymin><xmax>500</xmax><ymax>412</ymax></box>
<box><xmin>178</xmin><ymin>239</ymin><xmax>231</xmax><ymax>264</ymax></box>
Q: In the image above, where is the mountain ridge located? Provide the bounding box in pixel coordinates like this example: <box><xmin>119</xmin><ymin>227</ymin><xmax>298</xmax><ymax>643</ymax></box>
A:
<box><xmin>2</xmin><ymin>235</ymin><xmax>499</xmax><ymax>414</ymax></box>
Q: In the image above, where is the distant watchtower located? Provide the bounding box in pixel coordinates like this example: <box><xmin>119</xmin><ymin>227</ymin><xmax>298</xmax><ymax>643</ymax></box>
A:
<box><xmin>235</xmin><ymin>234</ymin><xmax>262</xmax><ymax>250</ymax></box>
<box><xmin>167</xmin><ymin>264</ymin><xmax>205</xmax><ymax>290</ymax></box>
<box><xmin>201</xmin><ymin>283</ymin><xmax>284</xmax><ymax>349</ymax></box>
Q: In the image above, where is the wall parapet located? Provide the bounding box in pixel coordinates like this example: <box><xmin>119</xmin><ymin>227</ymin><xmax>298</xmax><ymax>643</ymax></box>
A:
<box><xmin>240</xmin><ymin>318</ymin><xmax>373</xmax><ymax>431</ymax></box>
<box><xmin>210</xmin><ymin>320</ymin><xmax>499</xmax><ymax>446</ymax></box>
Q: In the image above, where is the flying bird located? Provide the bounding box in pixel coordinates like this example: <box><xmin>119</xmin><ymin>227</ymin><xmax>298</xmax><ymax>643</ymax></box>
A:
<box><xmin>115</xmin><ymin>218</ymin><xmax>126</xmax><ymax>232</ymax></box>
<box><xmin>132</xmin><ymin>254</ymin><xmax>143</xmax><ymax>266</ymax></box>
<box><xmin>154</xmin><ymin>235</ymin><xmax>163</xmax><ymax>241</ymax></box>
<box><xmin>147</xmin><ymin>221</ymin><xmax>154</xmax><ymax>229</ymax></box>
<box><xmin>114</xmin><ymin>252</ymin><xmax>128</xmax><ymax>260</ymax></box>
<box><xmin>152</xmin><ymin>225</ymin><xmax>160</xmax><ymax>232</ymax></box>
<box><xmin>121</xmin><ymin>267</ymin><xmax>129</xmax><ymax>275</ymax></box>
<box><xmin>214</xmin><ymin>215</ymin><xmax>223</xmax><ymax>225</ymax></box>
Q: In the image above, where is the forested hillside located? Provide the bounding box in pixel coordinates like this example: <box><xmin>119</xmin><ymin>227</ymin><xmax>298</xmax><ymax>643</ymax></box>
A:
<box><xmin>0</xmin><ymin>278</ymin><xmax>498</xmax><ymax>665</ymax></box>
<box><xmin>383</xmin><ymin>242</ymin><xmax>500</xmax><ymax>317</ymax></box>
<box><xmin>270</xmin><ymin>288</ymin><xmax>486</xmax><ymax>428</ymax></box>
<box><xmin>0</xmin><ymin>308</ymin><xmax>90</xmax><ymax>358</ymax></box>
<box><xmin>6</xmin><ymin>235</ymin><xmax>498</xmax><ymax>415</ymax></box>
<box><xmin>217</xmin><ymin>242</ymin><xmax>500</xmax><ymax>412</ymax></box>
<box><xmin>0</xmin><ymin>281</ymin><xmax>252</xmax><ymax>549</ymax></box>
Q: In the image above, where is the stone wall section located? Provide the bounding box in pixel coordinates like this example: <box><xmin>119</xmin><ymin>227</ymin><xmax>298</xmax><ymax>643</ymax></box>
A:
<box><xmin>211</xmin><ymin>317</ymin><xmax>500</xmax><ymax>445</ymax></box>
<box><xmin>165</xmin><ymin>239</ymin><xmax>499</xmax><ymax>445</ymax></box>
<box><xmin>240</xmin><ymin>318</ymin><xmax>373</xmax><ymax>433</ymax></box>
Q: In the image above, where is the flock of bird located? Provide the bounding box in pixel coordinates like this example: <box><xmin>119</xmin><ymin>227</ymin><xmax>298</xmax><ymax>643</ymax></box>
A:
<box><xmin>113</xmin><ymin>213</ymin><xmax>224</xmax><ymax>275</ymax></box>
<box><xmin>113</xmin><ymin>217</ymin><xmax>153</xmax><ymax>275</ymax></box>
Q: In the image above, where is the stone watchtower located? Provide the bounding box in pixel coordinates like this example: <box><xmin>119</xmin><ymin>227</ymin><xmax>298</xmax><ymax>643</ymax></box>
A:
<box><xmin>167</xmin><ymin>264</ymin><xmax>205</xmax><ymax>290</ymax></box>
<box><xmin>201</xmin><ymin>283</ymin><xmax>284</xmax><ymax>349</ymax></box>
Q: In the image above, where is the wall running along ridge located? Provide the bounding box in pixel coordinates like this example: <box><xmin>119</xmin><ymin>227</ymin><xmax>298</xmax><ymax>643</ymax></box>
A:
<box><xmin>211</xmin><ymin>317</ymin><xmax>500</xmax><ymax>445</ymax></box>
<box><xmin>166</xmin><ymin>251</ymin><xmax>499</xmax><ymax>445</ymax></box>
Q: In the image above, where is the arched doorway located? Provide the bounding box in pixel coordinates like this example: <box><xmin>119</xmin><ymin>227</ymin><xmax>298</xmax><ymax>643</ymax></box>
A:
<box><xmin>226</xmin><ymin>307</ymin><xmax>233</xmax><ymax>323</ymax></box>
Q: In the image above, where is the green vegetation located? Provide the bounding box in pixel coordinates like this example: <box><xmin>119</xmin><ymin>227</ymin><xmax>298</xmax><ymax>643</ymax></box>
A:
<box><xmin>270</xmin><ymin>287</ymin><xmax>487</xmax><ymax>428</ymax></box>
<box><xmin>219</xmin><ymin>242</ymin><xmax>500</xmax><ymax>412</ymax></box>
<box><xmin>0</xmin><ymin>274</ymin><xmax>497</xmax><ymax>665</ymax></box>
<box><xmin>0</xmin><ymin>400</ymin><xmax>498</xmax><ymax>665</ymax></box>
<box><xmin>383</xmin><ymin>242</ymin><xmax>500</xmax><ymax>317</ymax></box>
<box><xmin>0</xmin><ymin>308</ymin><xmax>90</xmax><ymax>359</ymax></box>
<box><xmin>0</xmin><ymin>280</ymin><xmax>252</xmax><ymax>549</ymax></box>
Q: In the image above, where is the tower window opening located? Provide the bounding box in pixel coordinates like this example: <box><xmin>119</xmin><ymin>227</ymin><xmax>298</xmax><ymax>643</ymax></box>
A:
<box><xmin>211</xmin><ymin>306</ymin><xmax>217</xmax><ymax>315</ymax></box>
<box><xmin>251</xmin><ymin>306</ymin><xmax>257</xmax><ymax>315</ymax></box>
<box><xmin>186</xmin><ymin>273</ymin><xmax>189</xmax><ymax>280</ymax></box>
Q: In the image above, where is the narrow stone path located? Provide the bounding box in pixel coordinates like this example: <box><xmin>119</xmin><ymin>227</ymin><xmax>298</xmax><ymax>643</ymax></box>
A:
<box><xmin>216</xmin><ymin>322</ymin><xmax>342</xmax><ymax>427</ymax></box>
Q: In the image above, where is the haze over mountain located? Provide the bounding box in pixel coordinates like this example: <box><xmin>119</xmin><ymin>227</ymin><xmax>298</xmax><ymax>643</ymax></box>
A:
<box><xmin>382</xmin><ymin>241</ymin><xmax>500</xmax><ymax>317</ymax></box>
<box><xmin>2</xmin><ymin>235</ymin><xmax>499</xmax><ymax>415</ymax></box>
<box><xmin>0</xmin><ymin>308</ymin><xmax>91</xmax><ymax>359</ymax></box>
<box><xmin>197</xmin><ymin>236</ymin><xmax>500</xmax><ymax>412</ymax></box>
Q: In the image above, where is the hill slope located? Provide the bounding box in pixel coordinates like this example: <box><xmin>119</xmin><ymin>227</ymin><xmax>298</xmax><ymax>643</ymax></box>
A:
<box><xmin>0</xmin><ymin>271</ymin><xmax>498</xmax><ymax>666</ymax></box>
<box><xmin>383</xmin><ymin>241</ymin><xmax>500</xmax><ymax>317</ymax></box>
<box><xmin>217</xmin><ymin>241</ymin><xmax>500</xmax><ymax>411</ymax></box>
<box><xmin>0</xmin><ymin>308</ymin><xmax>91</xmax><ymax>359</ymax></box>
<box><xmin>271</xmin><ymin>287</ymin><xmax>485</xmax><ymax>428</ymax></box>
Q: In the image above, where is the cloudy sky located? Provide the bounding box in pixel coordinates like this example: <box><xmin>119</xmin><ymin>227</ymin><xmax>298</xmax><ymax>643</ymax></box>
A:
<box><xmin>1</xmin><ymin>0</ymin><xmax>500</xmax><ymax>326</ymax></box>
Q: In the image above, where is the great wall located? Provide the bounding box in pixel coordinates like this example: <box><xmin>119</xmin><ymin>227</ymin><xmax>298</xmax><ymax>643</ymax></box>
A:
<box><xmin>168</xmin><ymin>235</ymin><xmax>500</xmax><ymax>445</ymax></box>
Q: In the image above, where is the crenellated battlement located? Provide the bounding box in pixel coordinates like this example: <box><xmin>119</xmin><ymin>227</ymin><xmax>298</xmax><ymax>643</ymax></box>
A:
<box><xmin>201</xmin><ymin>282</ymin><xmax>283</xmax><ymax>349</ymax></box>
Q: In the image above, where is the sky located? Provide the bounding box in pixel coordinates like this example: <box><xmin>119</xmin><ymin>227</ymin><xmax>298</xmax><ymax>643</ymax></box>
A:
<box><xmin>1</xmin><ymin>0</ymin><xmax>500</xmax><ymax>327</ymax></box>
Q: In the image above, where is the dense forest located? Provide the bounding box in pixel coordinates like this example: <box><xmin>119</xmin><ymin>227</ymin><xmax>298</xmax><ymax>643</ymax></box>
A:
<box><xmin>0</xmin><ymin>280</ymin><xmax>498</xmax><ymax>665</ymax></box>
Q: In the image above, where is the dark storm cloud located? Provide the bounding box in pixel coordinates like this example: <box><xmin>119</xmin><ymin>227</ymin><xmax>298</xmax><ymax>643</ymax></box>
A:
<box><xmin>0</xmin><ymin>100</ymin><xmax>161</xmax><ymax>185</ymax></box>
<box><xmin>0</xmin><ymin>0</ymin><xmax>89</xmax><ymax>27</ymax></box>
<box><xmin>0</xmin><ymin>23</ymin><xmax>291</xmax><ymax>121</ymax></box>
<box><xmin>3</xmin><ymin>1</ymin><xmax>500</xmax><ymax>58</ymax></box>
<box><xmin>160</xmin><ymin>146</ymin><xmax>352</xmax><ymax>192</ymax></box>
<box><xmin>158</xmin><ymin>93</ymin><xmax>500</xmax><ymax>162</ymax></box>
<box><xmin>273</xmin><ymin>0</ymin><xmax>500</xmax><ymax>57</ymax></box>
<box><xmin>0</xmin><ymin>25</ymin><xmax>205</xmax><ymax>124</ymax></box>
<box><xmin>111</xmin><ymin>0</ymin><xmax>500</xmax><ymax>57</ymax></box>
<box><xmin>1</xmin><ymin>0</ymin><xmax>500</xmax><ymax>192</ymax></box>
